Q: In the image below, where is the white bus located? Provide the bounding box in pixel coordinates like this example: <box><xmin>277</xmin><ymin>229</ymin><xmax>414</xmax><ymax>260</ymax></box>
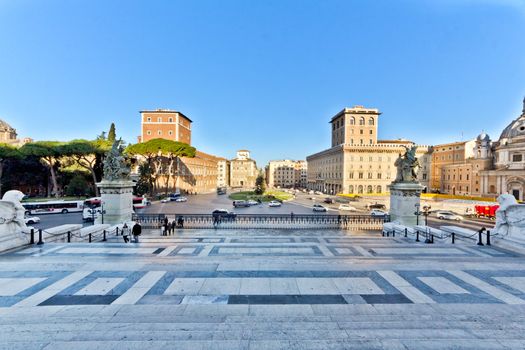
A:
<box><xmin>22</xmin><ymin>200</ymin><xmax>84</xmax><ymax>215</ymax></box>
<box><xmin>82</xmin><ymin>197</ymin><xmax>101</xmax><ymax>222</ymax></box>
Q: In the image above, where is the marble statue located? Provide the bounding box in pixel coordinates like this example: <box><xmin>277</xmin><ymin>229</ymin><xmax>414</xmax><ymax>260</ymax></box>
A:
<box><xmin>495</xmin><ymin>194</ymin><xmax>525</xmax><ymax>238</ymax></box>
<box><xmin>0</xmin><ymin>190</ymin><xmax>28</xmax><ymax>234</ymax></box>
<box><xmin>103</xmin><ymin>139</ymin><xmax>130</xmax><ymax>181</ymax></box>
<box><xmin>393</xmin><ymin>145</ymin><xmax>420</xmax><ymax>183</ymax></box>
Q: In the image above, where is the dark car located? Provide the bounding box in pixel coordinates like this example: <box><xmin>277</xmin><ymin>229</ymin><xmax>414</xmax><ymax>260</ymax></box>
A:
<box><xmin>212</xmin><ymin>209</ymin><xmax>237</xmax><ymax>219</ymax></box>
<box><xmin>368</xmin><ymin>203</ymin><xmax>387</xmax><ymax>210</ymax></box>
<box><xmin>324</xmin><ymin>198</ymin><xmax>334</xmax><ymax>204</ymax></box>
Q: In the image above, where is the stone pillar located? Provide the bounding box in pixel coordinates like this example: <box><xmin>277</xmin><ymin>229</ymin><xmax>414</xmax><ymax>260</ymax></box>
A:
<box><xmin>96</xmin><ymin>180</ymin><xmax>136</xmax><ymax>225</ymax></box>
<box><xmin>389</xmin><ymin>182</ymin><xmax>425</xmax><ymax>226</ymax></box>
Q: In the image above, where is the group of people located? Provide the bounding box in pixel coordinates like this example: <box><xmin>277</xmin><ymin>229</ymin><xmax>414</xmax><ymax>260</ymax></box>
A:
<box><xmin>162</xmin><ymin>216</ymin><xmax>184</xmax><ymax>235</ymax></box>
<box><xmin>121</xmin><ymin>222</ymin><xmax>141</xmax><ymax>243</ymax></box>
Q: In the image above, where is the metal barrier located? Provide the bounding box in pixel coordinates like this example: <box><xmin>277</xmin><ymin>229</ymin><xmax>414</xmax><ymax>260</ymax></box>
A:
<box><xmin>132</xmin><ymin>213</ymin><xmax>390</xmax><ymax>230</ymax></box>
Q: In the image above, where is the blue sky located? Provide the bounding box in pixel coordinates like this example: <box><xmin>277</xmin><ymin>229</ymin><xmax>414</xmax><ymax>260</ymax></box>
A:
<box><xmin>1</xmin><ymin>0</ymin><xmax>524</xmax><ymax>166</ymax></box>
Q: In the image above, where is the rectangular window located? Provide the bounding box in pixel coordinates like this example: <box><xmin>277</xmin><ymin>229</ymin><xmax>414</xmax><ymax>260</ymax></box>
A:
<box><xmin>512</xmin><ymin>154</ymin><xmax>523</xmax><ymax>162</ymax></box>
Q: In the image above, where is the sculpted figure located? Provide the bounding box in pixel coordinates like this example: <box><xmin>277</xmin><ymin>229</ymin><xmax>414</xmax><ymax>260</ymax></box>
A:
<box><xmin>394</xmin><ymin>145</ymin><xmax>420</xmax><ymax>183</ymax></box>
<box><xmin>0</xmin><ymin>190</ymin><xmax>28</xmax><ymax>234</ymax></box>
<box><xmin>495</xmin><ymin>194</ymin><xmax>525</xmax><ymax>236</ymax></box>
<box><xmin>103</xmin><ymin>139</ymin><xmax>130</xmax><ymax>181</ymax></box>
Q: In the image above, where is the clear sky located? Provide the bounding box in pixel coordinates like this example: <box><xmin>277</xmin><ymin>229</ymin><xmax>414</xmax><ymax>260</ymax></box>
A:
<box><xmin>1</xmin><ymin>0</ymin><xmax>524</xmax><ymax>166</ymax></box>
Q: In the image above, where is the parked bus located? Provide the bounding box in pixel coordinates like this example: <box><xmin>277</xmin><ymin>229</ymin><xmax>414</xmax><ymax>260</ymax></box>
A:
<box><xmin>22</xmin><ymin>200</ymin><xmax>84</xmax><ymax>215</ymax></box>
<box><xmin>82</xmin><ymin>197</ymin><xmax>101</xmax><ymax>222</ymax></box>
<box><xmin>133</xmin><ymin>196</ymin><xmax>150</xmax><ymax>209</ymax></box>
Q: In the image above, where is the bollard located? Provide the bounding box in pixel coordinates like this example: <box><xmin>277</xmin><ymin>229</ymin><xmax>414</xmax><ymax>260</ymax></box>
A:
<box><xmin>103</xmin><ymin>230</ymin><xmax>107</xmax><ymax>242</ymax></box>
<box><xmin>386</xmin><ymin>231</ymin><xmax>389</xmax><ymax>237</ymax></box>
<box><xmin>431</xmin><ymin>234</ymin><xmax>434</xmax><ymax>244</ymax></box>
<box><xmin>405</xmin><ymin>228</ymin><xmax>408</xmax><ymax>237</ymax></box>
<box><xmin>30</xmin><ymin>229</ymin><xmax>34</xmax><ymax>244</ymax></box>
<box><xmin>477</xmin><ymin>230</ymin><xmax>484</xmax><ymax>246</ymax></box>
<box><xmin>116</xmin><ymin>227</ymin><xmax>119</xmax><ymax>236</ymax></box>
<box><xmin>486</xmin><ymin>230</ymin><xmax>491</xmax><ymax>246</ymax></box>
<box><xmin>382</xmin><ymin>230</ymin><xmax>385</xmax><ymax>237</ymax></box>
<box><xmin>452</xmin><ymin>232</ymin><xmax>455</xmax><ymax>244</ymax></box>
<box><xmin>416</xmin><ymin>230</ymin><xmax>420</xmax><ymax>242</ymax></box>
<box><xmin>67</xmin><ymin>231</ymin><xmax>71</xmax><ymax>243</ymax></box>
<box><xmin>37</xmin><ymin>229</ymin><xmax>44</xmax><ymax>245</ymax></box>
<box><xmin>393</xmin><ymin>230</ymin><xmax>395</xmax><ymax>237</ymax></box>
<box><xmin>89</xmin><ymin>233</ymin><xmax>92</xmax><ymax>243</ymax></box>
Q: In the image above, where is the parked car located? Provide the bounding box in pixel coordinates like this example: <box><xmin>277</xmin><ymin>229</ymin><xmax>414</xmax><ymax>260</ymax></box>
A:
<box><xmin>368</xmin><ymin>203</ymin><xmax>387</xmax><ymax>210</ymax></box>
<box><xmin>160</xmin><ymin>198</ymin><xmax>170</xmax><ymax>203</ymax></box>
<box><xmin>169</xmin><ymin>193</ymin><xmax>181</xmax><ymax>201</ymax></box>
<box><xmin>324</xmin><ymin>198</ymin><xmax>334</xmax><ymax>204</ymax></box>
<box><xmin>212</xmin><ymin>209</ymin><xmax>236</xmax><ymax>219</ymax></box>
<box><xmin>247</xmin><ymin>200</ymin><xmax>258</xmax><ymax>206</ymax></box>
<box><xmin>370</xmin><ymin>209</ymin><xmax>388</xmax><ymax>217</ymax></box>
<box><xmin>233</xmin><ymin>200</ymin><xmax>250</xmax><ymax>208</ymax></box>
<box><xmin>268</xmin><ymin>200</ymin><xmax>282</xmax><ymax>207</ymax></box>
<box><xmin>24</xmin><ymin>216</ymin><xmax>41</xmax><ymax>225</ymax></box>
<box><xmin>338</xmin><ymin>204</ymin><xmax>357</xmax><ymax>211</ymax></box>
<box><xmin>313</xmin><ymin>204</ymin><xmax>327</xmax><ymax>212</ymax></box>
<box><xmin>314</xmin><ymin>191</ymin><xmax>323</xmax><ymax>195</ymax></box>
<box><xmin>174</xmin><ymin>196</ymin><xmax>187</xmax><ymax>202</ymax></box>
<box><xmin>435</xmin><ymin>210</ymin><xmax>463</xmax><ymax>222</ymax></box>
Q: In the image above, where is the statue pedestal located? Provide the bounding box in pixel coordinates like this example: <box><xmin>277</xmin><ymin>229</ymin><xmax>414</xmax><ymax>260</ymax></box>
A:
<box><xmin>389</xmin><ymin>182</ymin><xmax>425</xmax><ymax>226</ymax></box>
<box><xmin>96</xmin><ymin>180</ymin><xmax>136</xmax><ymax>225</ymax></box>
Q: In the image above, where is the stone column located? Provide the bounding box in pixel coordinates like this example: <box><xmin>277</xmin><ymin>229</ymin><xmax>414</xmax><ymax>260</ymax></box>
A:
<box><xmin>96</xmin><ymin>180</ymin><xmax>136</xmax><ymax>225</ymax></box>
<box><xmin>389</xmin><ymin>182</ymin><xmax>425</xmax><ymax>226</ymax></box>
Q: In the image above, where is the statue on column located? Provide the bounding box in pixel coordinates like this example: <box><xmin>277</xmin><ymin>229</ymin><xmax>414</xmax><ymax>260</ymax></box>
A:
<box><xmin>103</xmin><ymin>139</ymin><xmax>130</xmax><ymax>181</ymax></box>
<box><xmin>393</xmin><ymin>145</ymin><xmax>420</xmax><ymax>183</ymax></box>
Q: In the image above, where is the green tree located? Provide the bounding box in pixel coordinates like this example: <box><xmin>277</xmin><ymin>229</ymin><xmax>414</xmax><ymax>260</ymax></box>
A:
<box><xmin>65</xmin><ymin>174</ymin><xmax>90</xmax><ymax>197</ymax></box>
<box><xmin>61</xmin><ymin>139</ymin><xmax>111</xmax><ymax>196</ymax></box>
<box><xmin>0</xmin><ymin>144</ymin><xmax>22</xmax><ymax>196</ymax></box>
<box><xmin>126</xmin><ymin>138</ymin><xmax>196</xmax><ymax>195</ymax></box>
<box><xmin>20</xmin><ymin>141</ymin><xmax>65</xmax><ymax>197</ymax></box>
<box><xmin>108</xmin><ymin>123</ymin><xmax>116</xmax><ymax>143</ymax></box>
<box><xmin>254</xmin><ymin>172</ymin><xmax>265</xmax><ymax>195</ymax></box>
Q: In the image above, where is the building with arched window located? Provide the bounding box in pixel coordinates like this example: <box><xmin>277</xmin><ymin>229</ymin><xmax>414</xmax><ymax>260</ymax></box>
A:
<box><xmin>307</xmin><ymin>105</ymin><xmax>431</xmax><ymax>195</ymax></box>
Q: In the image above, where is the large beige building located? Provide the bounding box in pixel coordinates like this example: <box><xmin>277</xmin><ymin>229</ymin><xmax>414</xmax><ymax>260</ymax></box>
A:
<box><xmin>479</xmin><ymin>99</ymin><xmax>525</xmax><ymax>201</ymax></box>
<box><xmin>430</xmin><ymin>97</ymin><xmax>525</xmax><ymax>201</ymax></box>
<box><xmin>217</xmin><ymin>159</ymin><xmax>230</xmax><ymax>188</ymax></box>
<box><xmin>230</xmin><ymin>150</ymin><xmax>257</xmax><ymax>189</ymax></box>
<box><xmin>307</xmin><ymin>106</ymin><xmax>431</xmax><ymax>195</ymax></box>
<box><xmin>267</xmin><ymin>160</ymin><xmax>307</xmax><ymax>188</ymax></box>
<box><xmin>0</xmin><ymin>119</ymin><xmax>32</xmax><ymax>147</ymax></box>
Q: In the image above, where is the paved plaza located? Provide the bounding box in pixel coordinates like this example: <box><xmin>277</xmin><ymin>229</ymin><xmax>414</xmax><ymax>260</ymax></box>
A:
<box><xmin>1</xmin><ymin>228</ymin><xmax>525</xmax><ymax>349</ymax></box>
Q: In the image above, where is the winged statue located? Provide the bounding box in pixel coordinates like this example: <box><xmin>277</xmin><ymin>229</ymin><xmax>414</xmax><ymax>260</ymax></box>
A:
<box><xmin>0</xmin><ymin>190</ymin><xmax>28</xmax><ymax>235</ymax></box>
<box><xmin>495</xmin><ymin>194</ymin><xmax>525</xmax><ymax>238</ymax></box>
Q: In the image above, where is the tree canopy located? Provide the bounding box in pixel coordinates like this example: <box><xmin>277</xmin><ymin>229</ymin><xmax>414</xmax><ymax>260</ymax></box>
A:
<box><xmin>126</xmin><ymin>139</ymin><xmax>196</xmax><ymax>158</ymax></box>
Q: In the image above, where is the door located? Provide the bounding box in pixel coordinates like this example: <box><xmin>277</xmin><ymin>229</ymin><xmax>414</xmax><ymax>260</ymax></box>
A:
<box><xmin>512</xmin><ymin>189</ymin><xmax>520</xmax><ymax>201</ymax></box>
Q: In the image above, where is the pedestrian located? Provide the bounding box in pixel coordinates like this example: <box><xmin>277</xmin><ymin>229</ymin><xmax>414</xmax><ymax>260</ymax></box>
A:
<box><xmin>177</xmin><ymin>216</ymin><xmax>184</xmax><ymax>228</ymax></box>
<box><xmin>163</xmin><ymin>216</ymin><xmax>169</xmax><ymax>227</ymax></box>
<box><xmin>132</xmin><ymin>222</ymin><xmax>142</xmax><ymax>243</ymax></box>
<box><xmin>171</xmin><ymin>220</ymin><xmax>176</xmax><ymax>233</ymax></box>
<box><xmin>164</xmin><ymin>222</ymin><xmax>170</xmax><ymax>236</ymax></box>
<box><xmin>122</xmin><ymin>223</ymin><xmax>130</xmax><ymax>243</ymax></box>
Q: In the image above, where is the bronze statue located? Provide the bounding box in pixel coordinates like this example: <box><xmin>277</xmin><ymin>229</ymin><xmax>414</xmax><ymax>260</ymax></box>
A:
<box><xmin>393</xmin><ymin>145</ymin><xmax>420</xmax><ymax>183</ymax></box>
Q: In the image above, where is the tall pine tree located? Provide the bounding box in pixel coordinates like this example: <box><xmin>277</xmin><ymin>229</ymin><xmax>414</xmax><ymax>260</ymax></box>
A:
<box><xmin>108</xmin><ymin>123</ymin><xmax>116</xmax><ymax>142</ymax></box>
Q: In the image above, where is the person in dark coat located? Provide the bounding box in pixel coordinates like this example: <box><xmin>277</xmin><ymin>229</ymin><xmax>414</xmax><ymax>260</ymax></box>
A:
<box><xmin>132</xmin><ymin>222</ymin><xmax>142</xmax><ymax>243</ymax></box>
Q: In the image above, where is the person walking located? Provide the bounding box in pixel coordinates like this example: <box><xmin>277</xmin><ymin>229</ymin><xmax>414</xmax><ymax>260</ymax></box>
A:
<box><xmin>132</xmin><ymin>222</ymin><xmax>142</xmax><ymax>243</ymax></box>
<box><xmin>122</xmin><ymin>223</ymin><xmax>130</xmax><ymax>243</ymax></box>
<box><xmin>171</xmin><ymin>220</ymin><xmax>176</xmax><ymax>233</ymax></box>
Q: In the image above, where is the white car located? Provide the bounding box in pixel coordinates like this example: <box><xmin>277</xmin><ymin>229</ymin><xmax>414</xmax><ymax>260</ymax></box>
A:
<box><xmin>338</xmin><ymin>204</ymin><xmax>357</xmax><ymax>211</ymax></box>
<box><xmin>247</xmin><ymin>200</ymin><xmax>258</xmax><ymax>206</ymax></box>
<box><xmin>174</xmin><ymin>197</ymin><xmax>187</xmax><ymax>202</ymax></box>
<box><xmin>268</xmin><ymin>201</ymin><xmax>282</xmax><ymax>207</ymax></box>
<box><xmin>24</xmin><ymin>216</ymin><xmax>41</xmax><ymax>225</ymax></box>
<box><xmin>160</xmin><ymin>198</ymin><xmax>170</xmax><ymax>203</ymax></box>
<box><xmin>436</xmin><ymin>211</ymin><xmax>463</xmax><ymax>222</ymax></box>
<box><xmin>370</xmin><ymin>209</ymin><xmax>388</xmax><ymax>217</ymax></box>
<box><xmin>313</xmin><ymin>204</ymin><xmax>327</xmax><ymax>212</ymax></box>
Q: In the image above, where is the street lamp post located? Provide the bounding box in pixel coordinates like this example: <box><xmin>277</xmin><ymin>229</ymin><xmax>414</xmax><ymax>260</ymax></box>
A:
<box><xmin>414</xmin><ymin>204</ymin><xmax>421</xmax><ymax>226</ymax></box>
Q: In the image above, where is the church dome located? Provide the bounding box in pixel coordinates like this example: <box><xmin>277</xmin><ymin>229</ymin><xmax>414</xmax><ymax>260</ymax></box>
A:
<box><xmin>499</xmin><ymin>114</ymin><xmax>525</xmax><ymax>141</ymax></box>
<box><xmin>476</xmin><ymin>132</ymin><xmax>490</xmax><ymax>142</ymax></box>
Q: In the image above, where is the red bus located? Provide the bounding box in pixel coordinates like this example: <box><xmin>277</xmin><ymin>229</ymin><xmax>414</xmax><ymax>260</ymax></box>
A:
<box><xmin>474</xmin><ymin>205</ymin><xmax>499</xmax><ymax>219</ymax></box>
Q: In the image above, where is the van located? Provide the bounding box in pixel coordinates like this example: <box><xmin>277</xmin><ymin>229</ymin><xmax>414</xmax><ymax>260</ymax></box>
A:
<box><xmin>232</xmin><ymin>200</ymin><xmax>250</xmax><ymax>208</ymax></box>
